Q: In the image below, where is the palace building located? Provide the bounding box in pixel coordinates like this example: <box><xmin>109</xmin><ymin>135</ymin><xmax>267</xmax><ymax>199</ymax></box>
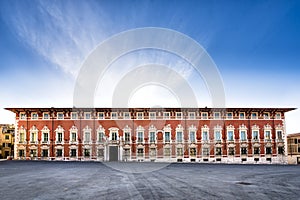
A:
<box><xmin>5</xmin><ymin>107</ymin><xmax>295</xmax><ymax>164</ymax></box>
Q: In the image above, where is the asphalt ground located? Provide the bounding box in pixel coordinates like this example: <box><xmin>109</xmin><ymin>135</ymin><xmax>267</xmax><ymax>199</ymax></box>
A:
<box><xmin>0</xmin><ymin>161</ymin><xmax>299</xmax><ymax>200</ymax></box>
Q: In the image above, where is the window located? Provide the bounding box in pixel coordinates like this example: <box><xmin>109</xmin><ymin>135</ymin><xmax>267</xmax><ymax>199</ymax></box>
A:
<box><xmin>31</xmin><ymin>113</ymin><xmax>38</xmax><ymax>120</ymax></box>
<box><xmin>251</xmin><ymin>112</ymin><xmax>258</xmax><ymax>119</ymax></box>
<box><xmin>98</xmin><ymin>149</ymin><xmax>104</xmax><ymax>157</ymax></box>
<box><xmin>57</xmin><ymin>132</ymin><xmax>63</xmax><ymax>142</ymax></box>
<box><xmin>149</xmin><ymin>131</ymin><xmax>155</xmax><ymax>143</ymax></box>
<box><xmin>123</xmin><ymin>112</ymin><xmax>131</xmax><ymax>119</ymax></box>
<box><xmin>164</xmin><ymin>148</ymin><xmax>171</xmax><ymax>157</ymax></box>
<box><xmin>84</xmin><ymin>149</ymin><xmax>90</xmax><ymax>157</ymax></box>
<box><xmin>164</xmin><ymin>132</ymin><xmax>170</xmax><ymax>143</ymax></box>
<box><xmin>227</xmin><ymin>131</ymin><xmax>234</xmax><ymax>141</ymax></box>
<box><xmin>228</xmin><ymin>147</ymin><xmax>235</xmax><ymax>156</ymax></box>
<box><xmin>111</xmin><ymin>112</ymin><xmax>117</xmax><ymax>119</ymax></box>
<box><xmin>56</xmin><ymin>149</ymin><xmax>63</xmax><ymax>157</ymax></box>
<box><xmin>150</xmin><ymin>148</ymin><xmax>156</xmax><ymax>157</ymax></box>
<box><xmin>227</xmin><ymin>112</ymin><xmax>233</xmax><ymax>119</ymax></box>
<box><xmin>176</xmin><ymin>112</ymin><xmax>182</xmax><ymax>119</ymax></box>
<box><xmin>84</xmin><ymin>132</ymin><xmax>91</xmax><ymax>143</ymax></box>
<box><xmin>176</xmin><ymin>131</ymin><xmax>183</xmax><ymax>143</ymax></box>
<box><xmin>295</xmin><ymin>139</ymin><xmax>298</xmax><ymax>144</ymax></box>
<box><xmin>149</xmin><ymin>112</ymin><xmax>156</xmax><ymax>120</ymax></box>
<box><xmin>266</xmin><ymin>147</ymin><xmax>272</xmax><ymax>155</ymax></box>
<box><xmin>5</xmin><ymin>135</ymin><xmax>9</xmax><ymax>140</ymax></box>
<box><xmin>214</xmin><ymin>130</ymin><xmax>221</xmax><ymax>141</ymax></box>
<box><xmin>214</xmin><ymin>112</ymin><xmax>221</xmax><ymax>119</ymax></box>
<box><xmin>278</xmin><ymin>147</ymin><xmax>284</xmax><ymax>155</ymax></box>
<box><xmin>263</xmin><ymin>113</ymin><xmax>270</xmax><ymax>119</ymax></box>
<box><xmin>215</xmin><ymin>147</ymin><xmax>222</xmax><ymax>156</ymax></box>
<box><xmin>137</xmin><ymin>131</ymin><xmax>144</xmax><ymax>143</ymax></box>
<box><xmin>98</xmin><ymin>131</ymin><xmax>104</xmax><ymax>142</ymax></box>
<box><xmin>30</xmin><ymin>132</ymin><xmax>37</xmax><ymax>143</ymax></box>
<box><xmin>19</xmin><ymin>150</ymin><xmax>25</xmax><ymax>157</ymax></box>
<box><xmin>276</xmin><ymin>130</ymin><xmax>282</xmax><ymax>140</ymax></box>
<box><xmin>190</xmin><ymin>148</ymin><xmax>196</xmax><ymax>156</ymax></box>
<box><xmin>137</xmin><ymin>112</ymin><xmax>143</xmax><ymax>119</ymax></box>
<box><xmin>240</xmin><ymin>130</ymin><xmax>247</xmax><ymax>141</ymax></box>
<box><xmin>202</xmin><ymin>130</ymin><xmax>209</xmax><ymax>141</ymax></box>
<box><xmin>57</xmin><ymin>112</ymin><xmax>64</xmax><ymax>120</ymax></box>
<box><xmin>70</xmin><ymin>149</ymin><xmax>77</xmax><ymax>157</ymax></box>
<box><xmin>254</xmin><ymin>147</ymin><xmax>260</xmax><ymax>155</ymax></box>
<box><xmin>42</xmin><ymin>149</ymin><xmax>48</xmax><ymax>157</ymax></box>
<box><xmin>137</xmin><ymin>148</ymin><xmax>144</xmax><ymax>157</ymax></box>
<box><xmin>188</xmin><ymin>112</ymin><xmax>196</xmax><ymax>119</ymax></box>
<box><xmin>98</xmin><ymin>112</ymin><xmax>105</xmax><ymax>119</ymax></box>
<box><xmin>239</xmin><ymin>112</ymin><xmax>245</xmax><ymax>119</ymax></box>
<box><xmin>71</xmin><ymin>112</ymin><xmax>78</xmax><ymax>119</ymax></box>
<box><xmin>20</xmin><ymin>113</ymin><xmax>26</xmax><ymax>120</ymax></box>
<box><xmin>111</xmin><ymin>132</ymin><xmax>117</xmax><ymax>141</ymax></box>
<box><xmin>163</xmin><ymin>112</ymin><xmax>170</xmax><ymax>119</ymax></box>
<box><xmin>71</xmin><ymin>132</ymin><xmax>77</xmax><ymax>142</ymax></box>
<box><xmin>275</xmin><ymin>113</ymin><xmax>281</xmax><ymax>119</ymax></box>
<box><xmin>30</xmin><ymin>149</ymin><xmax>37</xmax><ymax>157</ymax></box>
<box><xmin>201</xmin><ymin>112</ymin><xmax>208</xmax><ymax>119</ymax></box>
<box><xmin>189</xmin><ymin>131</ymin><xmax>196</xmax><ymax>143</ymax></box>
<box><xmin>43</xmin><ymin>113</ymin><xmax>50</xmax><ymax>120</ymax></box>
<box><xmin>241</xmin><ymin>147</ymin><xmax>247</xmax><ymax>155</ymax></box>
<box><xmin>202</xmin><ymin>147</ymin><xmax>209</xmax><ymax>156</ymax></box>
<box><xmin>177</xmin><ymin>148</ymin><xmax>183</xmax><ymax>156</ymax></box>
<box><xmin>19</xmin><ymin>132</ymin><xmax>25</xmax><ymax>143</ymax></box>
<box><xmin>124</xmin><ymin>132</ymin><xmax>131</xmax><ymax>143</ymax></box>
<box><xmin>84</xmin><ymin>112</ymin><xmax>91</xmax><ymax>119</ymax></box>
<box><xmin>298</xmin><ymin>147</ymin><xmax>300</xmax><ymax>153</ymax></box>
<box><xmin>252</xmin><ymin>130</ymin><xmax>259</xmax><ymax>140</ymax></box>
<box><xmin>43</xmin><ymin>132</ymin><xmax>49</xmax><ymax>143</ymax></box>
<box><xmin>265</xmin><ymin>130</ymin><xmax>271</xmax><ymax>140</ymax></box>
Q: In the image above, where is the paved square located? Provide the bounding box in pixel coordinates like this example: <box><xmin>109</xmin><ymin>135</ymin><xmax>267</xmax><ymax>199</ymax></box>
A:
<box><xmin>0</xmin><ymin>161</ymin><xmax>299</xmax><ymax>199</ymax></box>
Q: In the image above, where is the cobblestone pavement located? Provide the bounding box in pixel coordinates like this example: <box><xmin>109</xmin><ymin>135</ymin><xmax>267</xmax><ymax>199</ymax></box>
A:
<box><xmin>0</xmin><ymin>161</ymin><xmax>299</xmax><ymax>199</ymax></box>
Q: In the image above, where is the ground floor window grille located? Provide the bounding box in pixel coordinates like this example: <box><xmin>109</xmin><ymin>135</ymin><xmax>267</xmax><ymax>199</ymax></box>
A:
<box><xmin>228</xmin><ymin>147</ymin><xmax>234</xmax><ymax>156</ymax></box>
<box><xmin>19</xmin><ymin>150</ymin><xmax>25</xmax><ymax>157</ymax></box>
<box><xmin>177</xmin><ymin>148</ymin><xmax>183</xmax><ymax>157</ymax></box>
<box><xmin>164</xmin><ymin>148</ymin><xmax>171</xmax><ymax>157</ymax></box>
<box><xmin>98</xmin><ymin>149</ymin><xmax>104</xmax><ymax>157</ymax></box>
<box><xmin>254</xmin><ymin>147</ymin><xmax>260</xmax><ymax>155</ymax></box>
<box><xmin>150</xmin><ymin>148</ymin><xmax>156</xmax><ymax>157</ymax></box>
<box><xmin>241</xmin><ymin>147</ymin><xmax>247</xmax><ymax>155</ymax></box>
<box><xmin>70</xmin><ymin>149</ymin><xmax>77</xmax><ymax>157</ymax></box>
<box><xmin>123</xmin><ymin>149</ymin><xmax>130</xmax><ymax>159</ymax></box>
<box><xmin>84</xmin><ymin>149</ymin><xmax>90</xmax><ymax>157</ymax></box>
<box><xmin>56</xmin><ymin>149</ymin><xmax>63</xmax><ymax>157</ymax></box>
<box><xmin>190</xmin><ymin>148</ymin><xmax>196</xmax><ymax>156</ymax></box>
<box><xmin>137</xmin><ymin>148</ymin><xmax>144</xmax><ymax>157</ymax></box>
<box><xmin>215</xmin><ymin>147</ymin><xmax>222</xmax><ymax>156</ymax></box>
<box><xmin>278</xmin><ymin>147</ymin><xmax>284</xmax><ymax>155</ymax></box>
<box><xmin>266</xmin><ymin>147</ymin><xmax>272</xmax><ymax>155</ymax></box>
<box><xmin>42</xmin><ymin>149</ymin><xmax>48</xmax><ymax>157</ymax></box>
<box><xmin>202</xmin><ymin>148</ymin><xmax>209</xmax><ymax>156</ymax></box>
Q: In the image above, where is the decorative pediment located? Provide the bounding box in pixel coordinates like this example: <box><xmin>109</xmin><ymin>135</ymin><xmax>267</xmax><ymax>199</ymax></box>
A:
<box><xmin>69</xmin><ymin>125</ymin><xmax>78</xmax><ymax>132</ymax></box>
<box><xmin>226</xmin><ymin>124</ymin><xmax>235</xmax><ymax>130</ymax></box>
<box><xmin>83</xmin><ymin>125</ymin><xmax>92</xmax><ymax>131</ymax></box>
<box><xmin>264</xmin><ymin>124</ymin><xmax>272</xmax><ymax>130</ymax></box>
<box><xmin>42</xmin><ymin>126</ymin><xmax>50</xmax><ymax>132</ymax></box>
<box><xmin>176</xmin><ymin>124</ymin><xmax>183</xmax><ymax>131</ymax></box>
<box><xmin>214</xmin><ymin>125</ymin><xmax>222</xmax><ymax>130</ymax></box>
<box><xmin>97</xmin><ymin>125</ymin><xmax>105</xmax><ymax>132</ymax></box>
<box><xmin>55</xmin><ymin>125</ymin><xmax>64</xmax><ymax>132</ymax></box>
<box><xmin>201</xmin><ymin>124</ymin><xmax>209</xmax><ymax>129</ymax></box>
<box><xmin>163</xmin><ymin>124</ymin><xmax>172</xmax><ymax>131</ymax></box>
<box><xmin>30</xmin><ymin>125</ymin><xmax>38</xmax><ymax>131</ymax></box>
<box><xmin>136</xmin><ymin>125</ymin><xmax>144</xmax><ymax>131</ymax></box>
<box><xmin>239</xmin><ymin>124</ymin><xmax>247</xmax><ymax>130</ymax></box>
<box><xmin>148</xmin><ymin>125</ymin><xmax>156</xmax><ymax>131</ymax></box>
<box><xmin>189</xmin><ymin>124</ymin><xmax>197</xmax><ymax>131</ymax></box>
<box><xmin>252</xmin><ymin>124</ymin><xmax>260</xmax><ymax>130</ymax></box>
<box><xmin>275</xmin><ymin>124</ymin><xmax>283</xmax><ymax>130</ymax></box>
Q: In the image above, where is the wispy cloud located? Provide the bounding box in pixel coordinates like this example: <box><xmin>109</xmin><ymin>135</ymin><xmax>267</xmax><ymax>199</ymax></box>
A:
<box><xmin>1</xmin><ymin>0</ymin><xmax>110</xmax><ymax>77</ymax></box>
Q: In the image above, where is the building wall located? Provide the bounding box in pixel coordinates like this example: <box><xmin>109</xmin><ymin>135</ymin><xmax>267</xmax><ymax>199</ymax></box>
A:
<box><xmin>7</xmin><ymin>108</ymin><xmax>293</xmax><ymax>164</ymax></box>
<box><xmin>0</xmin><ymin>124</ymin><xmax>15</xmax><ymax>159</ymax></box>
<box><xmin>287</xmin><ymin>133</ymin><xmax>300</xmax><ymax>164</ymax></box>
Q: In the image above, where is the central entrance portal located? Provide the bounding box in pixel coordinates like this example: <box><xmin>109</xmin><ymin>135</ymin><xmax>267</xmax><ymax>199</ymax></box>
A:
<box><xmin>109</xmin><ymin>146</ymin><xmax>118</xmax><ymax>161</ymax></box>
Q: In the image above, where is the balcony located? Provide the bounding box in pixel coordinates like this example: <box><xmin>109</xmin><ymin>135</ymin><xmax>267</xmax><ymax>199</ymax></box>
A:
<box><xmin>41</xmin><ymin>141</ymin><xmax>50</xmax><ymax>145</ymax></box>
<box><xmin>264</xmin><ymin>139</ymin><xmax>272</xmax><ymax>143</ymax></box>
<box><xmin>252</xmin><ymin>139</ymin><xmax>260</xmax><ymax>143</ymax></box>
<box><xmin>55</xmin><ymin>140</ymin><xmax>64</xmax><ymax>145</ymax></box>
<box><xmin>30</xmin><ymin>141</ymin><xmax>38</xmax><ymax>144</ymax></box>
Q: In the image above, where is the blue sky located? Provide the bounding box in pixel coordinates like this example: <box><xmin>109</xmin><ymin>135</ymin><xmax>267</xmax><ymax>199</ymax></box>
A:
<box><xmin>0</xmin><ymin>0</ymin><xmax>299</xmax><ymax>133</ymax></box>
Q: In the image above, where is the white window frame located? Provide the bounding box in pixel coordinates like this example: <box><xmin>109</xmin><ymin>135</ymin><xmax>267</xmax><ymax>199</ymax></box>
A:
<box><xmin>41</xmin><ymin>126</ymin><xmax>50</xmax><ymax>144</ymax></box>
<box><xmin>275</xmin><ymin>113</ymin><xmax>281</xmax><ymax>119</ymax></box>
<box><xmin>98</xmin><ymin>112</ymin><xmax>105</xmax><ymax>119</ymax></box>
<box><xmin>213</xmin><ymin>112</ymin><xmax>221</xmax><ymax>119</ymax></box>
<box><xmin>20</xmin><ymin>112</ymin><xmax>26</xmax><ymax>120</ymax></box>
<box><xmin>251</xmin><ymin>112</ymin><xmax>258</xmax><ymax>119</ymax></box>
<box><xmin>226</xmin><ymin>112</ymin><xmax>233</xmax><ymax>119</ymax></box>
<box><xmin>176</xmin><ymin>112</ymin><xmax>182</xmax><ymax>120</ymax></box>
<box><xmin>189</xmin><ymin>125</ymin><xmax>197</xmax><ymax>143</ymax></box>
<box><xmin>264</xmin><ymin>124</ymin><xmax>272</xmax><ymax>142</ymax></box>
<box><xmin>149</xmin><ymin>112</ymin><xmax>156</xmax><ymax>120</ymax></box>
<box><xmin>226</xmin><ymin>125</ymin><xmax>235</xmax><ymax>141</ymax></box>
<box><xmin>111</xmin><ymin>112</ymin><xmax>118</xmax><ymax>120</ymax></box>
<box><xmin>109</xmin><ymin>127</ymin><xmax>119</xmax><ymax>141</ymax></box>
<box><xmin>163</xmin><ymin>124</ymin><xmax>172</xmax><ymax>143</ymax></box>
<box><xmin>239</xmin><ymin>124</ymin><xmax>248</xmax><ymax>142</ymax></box>
<box><xmin>214</xmin><ymin>125</ymin><xmax>222</xmax><ymax>142</ymax></box>
<box><xmin>201</xmin><ymin>112</ymin><xmax>208</xmax><ymax>119</ymax></box>
<box><xmin>123</xmin><ymin>112</ymin><xmax>131</xmax><ymax>119</ymax></box>
<box><xmin>176</xmin><ymin>124</ymin><xmax>184</xmax><ymax>143</ymax></box>
<box><xmin>136</xmin><ymin>112</ymin><xmax>144</xmax><ymax>120</ymax></box>
<box><xmin>57</xmin><ymin>112</ymin><xmax>64</xmax><ymax>120</ymax></box>
<box><xmin>252</xmin><ymin>125</ymin><xmax>260</xmax><ymax>141</ymax></box>
<box><xmin>19</xmin><ymin>126</ymin><xmax>26</xmax><ymax>144</ymax></box>
<box><xmin>123</xmin><ymin>125</ymin><xmax>131</xmax><ymax>144</ymax></box>
<box><xmin>136</xmin><ymin>125</ymin><xmax>144</xmax><ymax>143</ymax></box>
<box><xmin>188</xmin><ymin>112</ymin><xmax>196</xmax><ymax>120</ymax></box>
<box><xmin>83</xmin><ymin>126</ymin><xmax>92</xmax><ymax>144</ymax></box>
<box><xmin>31</xmin><ymin>112</ymin><xmax>38</xmax><ymax>120</ymax></box>
<box><xmin>55</xmin><ymin>125</ymin><xmax>64</xmax><ymax>144</ymax></box>
<box><xmin>201</xmin><ymin>125</ymin><xmax>209</xmax><ymax>142</ymax></box>
<box><xmin>69</xmin><ymin>125</ymin><xmax>78</xmax><ymax>144</ymax></box>
<box><xmin>149</xmin><ymin>125</ymin><xmax>157</xmax><ymax>144</ymax></box>
<box><xmin>163</xmin><ymin>112</ymin><xmax>170</xmax><ymax>120</ymax></box>
<box><xmin>43</xmin><ymin>112</ymin><xmax>50</xmax><ymax>120</ymax></box>
<box><xmin>97</xmin><ymin>125</ymin><xmax>105</xmax><ymax>143</ymax></box>
<box><xmin>84</xmin><ymin>112</ymin><xmax>91</xmax><ymax>120</ymax></box>
<box><xmin>30</xmin><ymin>126</ymin><xmax>38</xmax><ymax>144</ymax></box>
<box><xmin>263</xmin><ymin>112</ymin><xmax>270</xmax><ymax>119</ymax></box>
<box><xmin>239</xmin><ymin>112</ymin><xmax>245</xmax><ymax>119</ymax></box>
<box><xmin>71</xmin><ymin>112</ymin><xmax>78</xmax><ymax>120</ymax></box>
